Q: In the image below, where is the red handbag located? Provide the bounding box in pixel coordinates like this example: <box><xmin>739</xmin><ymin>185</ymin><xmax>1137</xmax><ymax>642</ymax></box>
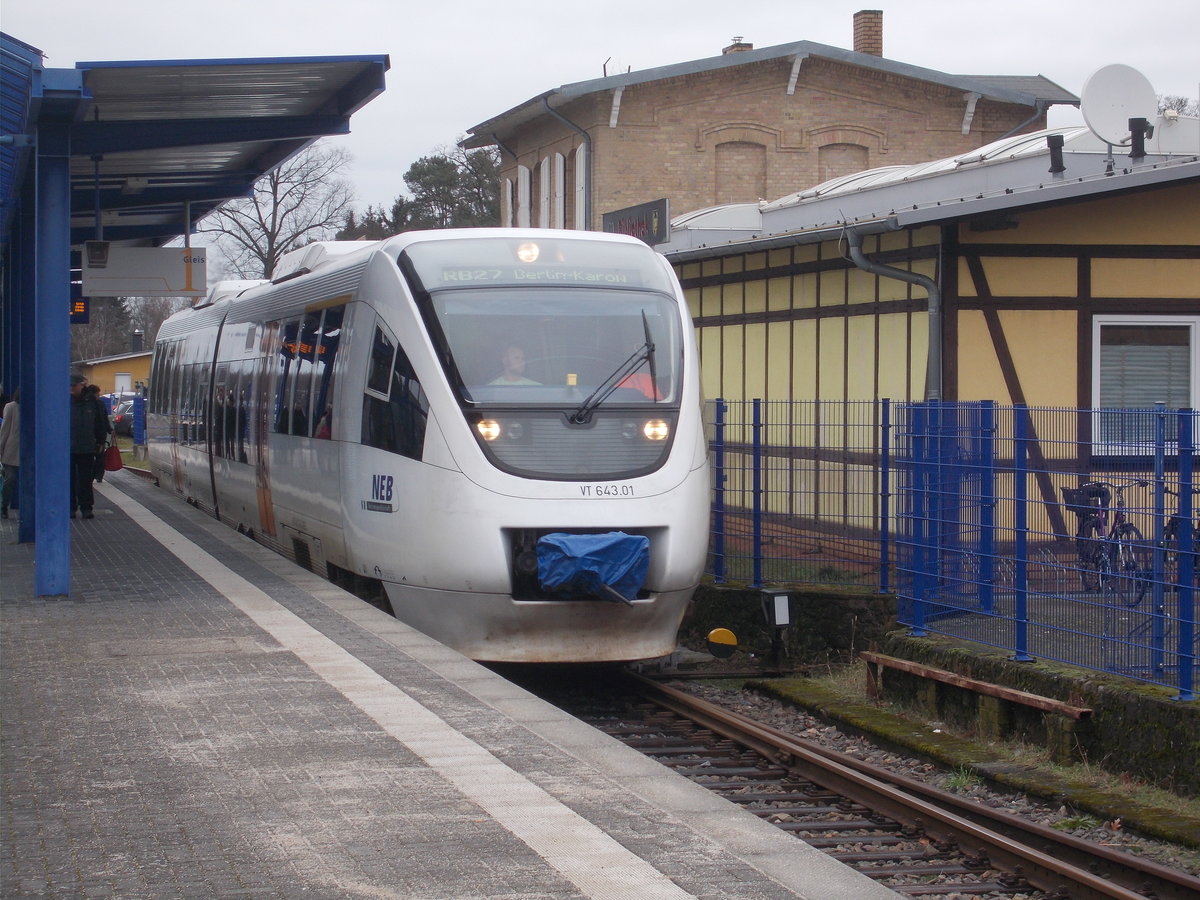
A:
<box><xmin>103</xmin><ymin>444</ymin><xmax>124</xmax><ymax>472</ymax></box>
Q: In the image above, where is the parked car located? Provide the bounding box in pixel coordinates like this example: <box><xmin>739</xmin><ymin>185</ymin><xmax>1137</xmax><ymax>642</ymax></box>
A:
<box><xmin>112</xmin><ymin>400</ymin><xmax>135</xmax><ymax>436</ymax></box>
<box><xmin>103</xmin><ymin>391</ymin><xmax>138</xmax><ymax>410</ymax></box>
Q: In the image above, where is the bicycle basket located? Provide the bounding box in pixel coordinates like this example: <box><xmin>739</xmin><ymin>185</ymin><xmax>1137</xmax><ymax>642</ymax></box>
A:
<box><xmin>1062</xmin><ymin>482</ymin><xmax>1109</xmax><ymax>519</ymax></box>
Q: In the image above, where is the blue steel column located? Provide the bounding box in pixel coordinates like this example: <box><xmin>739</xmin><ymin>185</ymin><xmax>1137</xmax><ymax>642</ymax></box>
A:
<box><xmin>879</xmin><ymin>399</ymin><xmax>891</xmax><ymax>592</ymax></box>
<box><xmin>751</xmin><ymin>399</ymin><xmax>763</xmax><ymax>588</ymax></box>
<box><xmin>34</xmin><ymin>120</ymin><xmax>73</xmax><ymax>596</ymax></box>
<box><xmin>1012</xmin><ymin>404</ymin><xmax>1033</xmax><ymax>661</ymax></box>
<box><xmin>1175</xmin><ymin>410</ymin><xmax>1195</xmax><ymax>701</ymax></box>
<box><xmin>910</xmin><ymin>403</ymin><xmax>929</xmax><ymax>636</ymax></box>
<box><xmin>978</xmin><ymin>401</ymin><xmax>996</xmax><ymax>614</ymax></box>
<box><xmin>17</xmin><ymin>178</ymin><xmax>38</xmax><ymax>544</ymax></box>
<box><xmin>1151</xmin><ymin>404</ymin><xmax>1167</xmax><ymax>605</ymax></box>
<box><xmin>711</xmin><ymin>399</ymin><xmax>726</xmax><ymax>584</ymax></box>
<box><xmin>1152</xmin><ymin>405</ymin><xmax>1168</xmax><ymax>676</ymax></box>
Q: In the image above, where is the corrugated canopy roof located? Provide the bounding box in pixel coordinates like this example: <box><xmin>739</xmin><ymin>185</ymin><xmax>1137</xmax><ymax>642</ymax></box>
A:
<box><xmin>0</xmin><ymin>35</ymin><xmax>389</xmax><ymax>248</ymax></box>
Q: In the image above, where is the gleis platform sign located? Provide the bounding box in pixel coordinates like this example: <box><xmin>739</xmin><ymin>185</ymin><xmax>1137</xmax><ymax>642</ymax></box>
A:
<box><xmin>82</xmin><ymin>242</ymin><xmax>207</xmax><ymax>297</ymax></box>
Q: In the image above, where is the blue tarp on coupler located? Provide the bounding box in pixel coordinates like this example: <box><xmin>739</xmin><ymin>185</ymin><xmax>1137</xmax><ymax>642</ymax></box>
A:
<box><xmin>536</xmin><ymin>531</ymin><xmax>650</xmax><ymax>604</ymax></box>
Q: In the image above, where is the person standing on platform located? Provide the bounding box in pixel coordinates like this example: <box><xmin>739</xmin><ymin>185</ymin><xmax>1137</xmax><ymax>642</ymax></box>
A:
<box><xmin>85</xmin><ymin>383</ymin><xmax>114</xmax><ymax>483</ymax></box>
<box><xmin>69</xmin><ymin>374</ymin><xmax>107</xmax><ymax>519</ymax></box>
<box><xmin>0</xmin><ymin>387</ymin><xmax>19</xmax><ymax>519</ymax></box>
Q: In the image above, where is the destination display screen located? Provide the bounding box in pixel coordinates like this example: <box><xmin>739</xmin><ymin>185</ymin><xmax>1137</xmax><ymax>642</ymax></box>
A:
<box><xmin>437</xmin><ymin>265</ymin><xmax>639</xmax><ymax>286</ymax></box>
<box><xmin>400</xmin><ymin>235</ymin><xmax>675</xmax><ymax>295</ymax></box>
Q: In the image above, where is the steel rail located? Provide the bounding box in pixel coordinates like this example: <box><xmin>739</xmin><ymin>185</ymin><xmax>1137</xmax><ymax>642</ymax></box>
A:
<box><xmin>628</xmin><ymin>672</ymin><xmax>1197</xmax><ymax>900</ymax></box>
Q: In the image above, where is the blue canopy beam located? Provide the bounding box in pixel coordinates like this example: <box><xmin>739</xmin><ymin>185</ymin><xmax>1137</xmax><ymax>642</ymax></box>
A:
<box><xmin>71</xmin><ymin>116</ymin><xmax>351</xmax><ymax>156</ymax></box>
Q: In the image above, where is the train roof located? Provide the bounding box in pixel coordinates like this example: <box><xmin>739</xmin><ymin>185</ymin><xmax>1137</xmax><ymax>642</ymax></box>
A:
<box><xmin>158</xmin><ymin>230</ymin><xmax>677</xmax><ymax>338</ymax></box>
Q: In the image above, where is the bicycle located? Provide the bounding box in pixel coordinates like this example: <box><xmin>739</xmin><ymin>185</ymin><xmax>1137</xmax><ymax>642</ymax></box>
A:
<box><xmin>1062</xmin><ymin>479</ymin><xmax>1151</xmax><ymax>604</ymax></box>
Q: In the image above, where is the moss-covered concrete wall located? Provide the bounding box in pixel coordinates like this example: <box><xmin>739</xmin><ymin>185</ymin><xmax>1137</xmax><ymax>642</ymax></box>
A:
<box><xmin>879</xmin><ymin>632</ymin><xmax>1200</xmax><ymax>797</ymax></box>
<box><xmin>681</xmin><ymin>582</ymin><xmax>897</xmax><ymax>663</ymax></box>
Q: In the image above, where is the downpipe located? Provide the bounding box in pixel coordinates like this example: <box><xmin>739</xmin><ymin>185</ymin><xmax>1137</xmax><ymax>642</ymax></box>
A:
<box><xmin>845</xmin><ymin>227</ymin><xmax>942</xmax><ymax>402</ymax></box>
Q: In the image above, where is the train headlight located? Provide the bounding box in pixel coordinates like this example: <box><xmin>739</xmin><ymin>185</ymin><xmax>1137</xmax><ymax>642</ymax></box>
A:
<box><xmin>643</xmin><ymin>419</ymin><xmax>670</xmax><ymax>441</ymax></box>
<box><xmin>477</xmin><ymin>419</ymin><xmax>501</xmax><ymax>441</ymax></box>
<box><xmin>516</xmin><ymin>242</ymin><xmax>540</xmax><ymax>263</ymax></box>
<box><xmin>506</xmin><ymin>422</ymin><xmax>525</xmax><ymax>440</ymax></box>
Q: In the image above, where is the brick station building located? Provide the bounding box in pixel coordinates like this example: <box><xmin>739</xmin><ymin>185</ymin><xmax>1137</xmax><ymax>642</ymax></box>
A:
<box><xmin>462</xmin><ymin>10</ymin><xmax>1078</xmax><ymax>231</ymax></box>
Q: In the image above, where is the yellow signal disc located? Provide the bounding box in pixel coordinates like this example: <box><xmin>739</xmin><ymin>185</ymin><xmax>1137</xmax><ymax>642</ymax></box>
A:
<box><xmin>706</xmin><ymin>627</ymin><xmax>738</xmax><ymax>659</ymax></box>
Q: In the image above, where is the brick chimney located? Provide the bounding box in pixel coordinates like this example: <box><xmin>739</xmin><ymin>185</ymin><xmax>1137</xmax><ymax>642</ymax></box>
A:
<box><xmin>722</xmin><ymin>36</ymin><xmax>754</xmax><ymax>55</ymax></box>
<box><xmin>853</xmin><ymin>10</ymin><xmax>883</xmax><ymax>57</ymax></box>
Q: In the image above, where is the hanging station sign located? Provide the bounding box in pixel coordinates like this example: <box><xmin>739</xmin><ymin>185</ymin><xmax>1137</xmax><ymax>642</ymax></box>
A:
<box><xmin>81</xmin><ymin>242</ymin><xmax>208</xmax><ymax>297</ymax></box>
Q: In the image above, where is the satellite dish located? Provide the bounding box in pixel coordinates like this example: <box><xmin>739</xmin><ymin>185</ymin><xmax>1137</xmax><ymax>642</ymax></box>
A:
<box><xmin>1080</xmin><ymin>64</ymin><xmax>1158</xmax><ymax>146</ymax></box>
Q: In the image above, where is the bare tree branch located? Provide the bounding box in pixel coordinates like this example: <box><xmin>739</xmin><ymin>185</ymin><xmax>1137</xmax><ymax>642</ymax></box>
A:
<box><xmin>198</xmin><ymin>143</ymin><xmax>356</xmax><ymax>278</ymax></box>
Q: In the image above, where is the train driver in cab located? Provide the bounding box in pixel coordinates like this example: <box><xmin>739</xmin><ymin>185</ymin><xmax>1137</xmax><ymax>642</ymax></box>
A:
<box><xmin>490</xmin><ymin>344</ymin><xmax>540</xmax><ymax>386</ymax></box>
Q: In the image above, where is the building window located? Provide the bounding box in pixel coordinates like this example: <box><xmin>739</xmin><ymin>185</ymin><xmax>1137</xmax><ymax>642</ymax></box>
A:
<box><xmin>1092</xmin><ymin>315</ymin><xmax>1198</xmax><ymax>449</ymax></box>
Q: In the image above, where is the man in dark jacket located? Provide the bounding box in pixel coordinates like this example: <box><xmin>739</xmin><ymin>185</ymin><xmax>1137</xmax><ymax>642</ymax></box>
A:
<box><xmin>70</xmin><ymin>374</ymin><xmax>108</xmax><ymax>519</ymax></box>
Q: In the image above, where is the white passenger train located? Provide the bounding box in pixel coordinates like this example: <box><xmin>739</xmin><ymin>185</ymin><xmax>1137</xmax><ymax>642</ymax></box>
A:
<box><xmin>148</xmin><ymin>229</ymin><xmax>711</xmax><ymax>662</ymax></box>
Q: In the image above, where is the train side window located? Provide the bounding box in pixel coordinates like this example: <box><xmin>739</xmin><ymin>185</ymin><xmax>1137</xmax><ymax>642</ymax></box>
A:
<box><xmin>235</xmin><ymin>355</ymin><xmax>254</xmax><ymax>465</ymax></box>
<box><xmin>148</xmin><ymin>345</ymin><xmax>161</xmax><ymax>414</ymax></box>
<box><xmin>197</xmin><ymin>362</ymin><xmax>211</xmax><ymax>449</ymax></box>
<box><xmin>312</xmin><ymin>307</ymin><xmax>343</xmax><ymax>439</ymax></box>
<box><xmin>365</xmin><ymin>324</ymin><xmax>395</xmax><ymax>397</ymax></box>
<box><xmin>162</xmin><ymin>341</ymin><xmax>179</xmax><ymax>419</ymax></box>
<box><xmin>362</xmin><ymin>324</ymin><xmax>428</xmax><ymax>460</ymax></box>
<box><xmin>290</xmin><ymin>313</ymin><xmax>321</xmax><ymax>436</ymax></box>
<box><xmin>212</xmin><ymin>365</ymin><xmax>230</xmax><ymax>458</ymax></box>
<box><xmin>273</xmin><ymin>319</ymin><xmax>299</xmax><ymax>434</ymax></box>
<box><xmin>180</xmin><ymin>362</ymin><xmax>193</xmax><ymax>444</ymax></box>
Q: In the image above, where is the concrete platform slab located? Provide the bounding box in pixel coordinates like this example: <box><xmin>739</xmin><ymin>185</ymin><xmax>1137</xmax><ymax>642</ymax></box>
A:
<box><xmin>1</xmin><ymin>470</ymin><xmax>898</xmax><ymax>899</ymax></box>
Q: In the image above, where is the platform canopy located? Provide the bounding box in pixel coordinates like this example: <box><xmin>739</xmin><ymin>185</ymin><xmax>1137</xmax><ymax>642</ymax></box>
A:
<box><xmin>0</xmin><ymin>33</ymin><xmax>389</xmax><ymax>596</ymax></box>
<box><xmin>1</xmin><ymin>34</ymin><xmax>389</xmax><ymax>249</ymax></box>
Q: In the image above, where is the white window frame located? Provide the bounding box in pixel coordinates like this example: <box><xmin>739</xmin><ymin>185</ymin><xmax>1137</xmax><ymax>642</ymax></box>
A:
<box><xmin>538</xmin><ymin>156</ymin><xmax>551</xmax><ymax>228</ymax></box>
<box><xmin>1091</xmin><ymin>313</ymin><xmax>1199</xmax><ymax>455</ymax></box>
<box><xmin>553</xmin><ymin>152</ymin><xmax>566</xmax><ymax>229</ymax></box>
<box><xmin>573</xmin><ymin>143</ymin><xmax>588</xmax><ymax>230</ymax></box>
<box><xmin>516</xmin><ymin>166</ymin><xmax>531</xmax><ymax>228</ymax></box>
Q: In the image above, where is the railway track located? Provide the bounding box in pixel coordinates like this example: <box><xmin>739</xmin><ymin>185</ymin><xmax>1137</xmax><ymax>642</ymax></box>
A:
<box><xmin>529</xmin><ymin>668</ymin><xmax>1200</xmax><ymax>900</ymax></box>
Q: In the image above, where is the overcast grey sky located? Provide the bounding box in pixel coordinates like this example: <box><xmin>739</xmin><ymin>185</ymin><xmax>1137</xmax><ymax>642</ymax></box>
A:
<box><xmin>6</xmin><ymin>0</ymin><xmax>1198</xmax><ymax>214</ymax></box>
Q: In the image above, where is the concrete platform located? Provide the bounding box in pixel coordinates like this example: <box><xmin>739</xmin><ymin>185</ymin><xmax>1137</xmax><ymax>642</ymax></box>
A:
<box><xmin>1</xmin><ymin>469</ymin><xmax>898</xmax><ymax>899</ymax></box>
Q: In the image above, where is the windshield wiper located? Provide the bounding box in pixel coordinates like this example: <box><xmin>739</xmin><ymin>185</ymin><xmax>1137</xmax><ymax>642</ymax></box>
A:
<box><xmin>569</xmin><ymin>311</ymin><xmax>656</xmax><ymax>424</ymax></box>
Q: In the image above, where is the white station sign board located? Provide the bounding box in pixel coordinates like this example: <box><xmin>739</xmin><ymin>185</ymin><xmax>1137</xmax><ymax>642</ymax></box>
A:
<box><xmin>82</xmin><ymin>242</ymin><xmax>207</xmax><ymax>297</ymax></box>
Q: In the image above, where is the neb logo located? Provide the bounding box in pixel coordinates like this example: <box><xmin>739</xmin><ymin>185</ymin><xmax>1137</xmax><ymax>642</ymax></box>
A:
<box><xmin>371</xmin><ymin>474</ymin><xmax>394</xmax><ymax>502</ymax></box>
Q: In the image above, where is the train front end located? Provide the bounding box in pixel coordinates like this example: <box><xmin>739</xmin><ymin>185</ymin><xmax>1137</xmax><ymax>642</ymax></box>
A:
<box><xmin>370</xmin><ymin>231</ymin><xmax>710</xmax><ymax>662</ymax></box>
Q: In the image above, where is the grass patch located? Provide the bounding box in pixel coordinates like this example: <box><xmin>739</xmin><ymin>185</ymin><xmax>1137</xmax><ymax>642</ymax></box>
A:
<box><xmin>1052</xmin><ymin>814</ymin><xmax>1102</xmax><ymax>831</ymax></box>
<box><xmin>946</xmin><ymin>766</ymin><xmax>983</xmax><ymax>792</ymax></box>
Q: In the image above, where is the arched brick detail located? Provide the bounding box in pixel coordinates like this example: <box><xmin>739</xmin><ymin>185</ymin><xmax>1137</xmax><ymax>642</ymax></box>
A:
<box><xmin>697</xmin><ymin>122</ymin><xmax>788</xmax><ymax>152</ymax></box>
<box><xmin>806</xmin><ymin>124</ymin><xmax>890</xmax><ymax>154</ymax></box>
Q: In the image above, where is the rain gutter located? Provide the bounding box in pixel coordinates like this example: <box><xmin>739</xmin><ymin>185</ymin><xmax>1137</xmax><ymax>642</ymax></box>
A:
<box><xmin>845</xmin><ymin>225</ymin><xmax>942</xmax><ymax>401</ymax></box>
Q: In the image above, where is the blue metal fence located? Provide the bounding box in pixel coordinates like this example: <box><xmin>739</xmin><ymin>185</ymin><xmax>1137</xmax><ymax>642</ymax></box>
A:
<box><xmin>706</xmin><ymin>398</ymin><xmax>1198</xmax><ymax>697</ymax></box>
<box><xmin>707</xmin><ymin>399</ymin><xmax>886</xmax><ymax>591</ymax></box>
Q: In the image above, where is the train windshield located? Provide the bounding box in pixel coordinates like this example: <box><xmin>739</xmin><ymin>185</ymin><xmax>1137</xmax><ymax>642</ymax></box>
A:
<box><xmin>402</xmin><ymin>237</ymin><xmax>684</xmax><ymax>409</ymax></box>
